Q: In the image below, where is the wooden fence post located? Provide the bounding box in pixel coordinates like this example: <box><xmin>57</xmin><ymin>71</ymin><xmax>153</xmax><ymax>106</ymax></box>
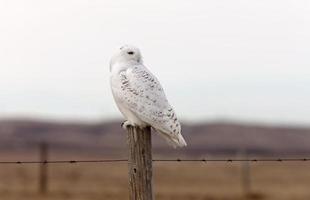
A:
<box><xmin>127</xmin><ymin>126</ymin><xmax>153</xmax><ymax>200</ymax></box>
<box><xmin>240</xmin><ymin>151</ymin><xmax>251</xmax><ymax>196</ymax></box>
<box><xmin>39</xmin><ymin>142</ymin><xmax>48</xmax><ymax>194</ymax></box>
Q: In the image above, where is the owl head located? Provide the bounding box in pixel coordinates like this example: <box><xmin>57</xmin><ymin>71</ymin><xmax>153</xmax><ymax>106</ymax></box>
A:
<box><xmin>110</xmin><ymin>45</ymin><xmax>143</xmax><ymax>67</ymax></box>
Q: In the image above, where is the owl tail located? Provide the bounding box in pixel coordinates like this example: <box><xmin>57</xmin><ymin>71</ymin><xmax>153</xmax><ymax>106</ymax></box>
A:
<box><xmin>156</xmin><ymin>129</ymin><xmax>187</xmax><ymax>148</ymax></box>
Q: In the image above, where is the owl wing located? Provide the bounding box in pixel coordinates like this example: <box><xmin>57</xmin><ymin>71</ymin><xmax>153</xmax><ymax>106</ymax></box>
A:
<box><xmin>111</xmin><ymin>64</ymin><xmax>186</xmax><ymax>147</ymax></box>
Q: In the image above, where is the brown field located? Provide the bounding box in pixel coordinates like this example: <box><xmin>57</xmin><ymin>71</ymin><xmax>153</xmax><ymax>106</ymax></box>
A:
<box><xmin>0</xmin><ymin>162</ymin><xmax>309</xmax><ymax>200</ymax></box>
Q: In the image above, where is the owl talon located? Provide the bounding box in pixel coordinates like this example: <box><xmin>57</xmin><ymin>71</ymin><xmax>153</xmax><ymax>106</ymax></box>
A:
<box><xmin>121</xmin><ymin>121</ymin><xmax>132</xmax><ymax>130</ymax></box>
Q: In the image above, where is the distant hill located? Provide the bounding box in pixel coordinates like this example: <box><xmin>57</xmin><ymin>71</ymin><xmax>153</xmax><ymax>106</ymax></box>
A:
<box><xmin>0</xmin><ymin>119</ymin><xmax>310</xmax><ymax>159</ymax></box>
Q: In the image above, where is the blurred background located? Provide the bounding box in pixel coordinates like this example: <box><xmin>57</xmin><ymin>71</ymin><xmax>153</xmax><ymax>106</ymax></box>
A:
<box><xmin>0</xmin><ymin>0</ymin><xmax>309</xmax><ymax>199</ymax></box>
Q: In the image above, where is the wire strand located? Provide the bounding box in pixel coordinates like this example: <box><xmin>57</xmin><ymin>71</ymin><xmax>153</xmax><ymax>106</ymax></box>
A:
<box><xmin>0</xmin><ymin>158</ymin><xmax>309</xmax><ymax>164</ymax></box>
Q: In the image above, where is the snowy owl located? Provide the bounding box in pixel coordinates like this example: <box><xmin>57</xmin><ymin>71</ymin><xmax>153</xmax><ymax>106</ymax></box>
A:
<box><xmin>109</xmin><ymin>45</ymin><xmax>187</xmax><ymax>148</ymax></box>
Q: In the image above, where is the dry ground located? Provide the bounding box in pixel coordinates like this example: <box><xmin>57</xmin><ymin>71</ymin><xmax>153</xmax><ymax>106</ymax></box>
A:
<box><xmin>0</xmin><ymin>162</ymin><xmax>309</xmax><ymax>200</ymax></box>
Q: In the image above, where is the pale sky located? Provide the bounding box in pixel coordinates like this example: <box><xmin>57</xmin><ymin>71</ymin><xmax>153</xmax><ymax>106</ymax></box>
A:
<box><xmin>0</xmin><ymin>0</ymin><xmax>309</xmax><ymax>125</ymax></box>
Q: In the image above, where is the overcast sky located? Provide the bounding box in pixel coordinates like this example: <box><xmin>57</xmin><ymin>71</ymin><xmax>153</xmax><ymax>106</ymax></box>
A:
<box><xmin>0</xmin><ymin>0</ymin><xmax>309</xmax><ymax>125</ymax></box>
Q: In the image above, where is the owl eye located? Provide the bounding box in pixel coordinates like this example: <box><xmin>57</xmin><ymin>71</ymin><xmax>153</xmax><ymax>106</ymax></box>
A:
<box><xmin>127</xmin><ymin>51</ymin><xmax>134</xmax><ymax>55</ymax></box>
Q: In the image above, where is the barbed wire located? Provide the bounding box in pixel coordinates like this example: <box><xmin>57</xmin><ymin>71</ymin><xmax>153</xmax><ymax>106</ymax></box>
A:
<box><xmin>0</xmin><ymin>158</ymin><xmax>310</xmax><ymax>164</ymax></box>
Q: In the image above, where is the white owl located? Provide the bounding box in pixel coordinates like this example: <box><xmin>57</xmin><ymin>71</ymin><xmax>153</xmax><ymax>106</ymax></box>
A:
<box><xmin>110</xmin><ymin>45</ymin><xmax>187</xmax><ymax>148</ymax></box>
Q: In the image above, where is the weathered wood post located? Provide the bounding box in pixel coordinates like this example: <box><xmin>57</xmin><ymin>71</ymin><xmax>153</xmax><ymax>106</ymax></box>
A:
<box><xmin>126</xmin><ymin>126</ymin><xmax>153</xmax><ymax>200</ymax></box>
<box><xmin>240</xmin><ymin>150</ymin><xmax>251</xmax><ymax>196</ymax></box>
<box><xmin>39</xmin><ymin>142</ymin><xmax>48</xmax><ymax>194</ymax></box>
